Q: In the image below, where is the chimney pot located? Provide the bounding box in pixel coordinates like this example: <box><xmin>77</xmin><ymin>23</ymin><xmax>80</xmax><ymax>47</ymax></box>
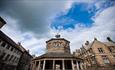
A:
<box><xmin>85</xmin><ymin>41</ymin><xmax>89</xmax><ymax>45</ymax></box>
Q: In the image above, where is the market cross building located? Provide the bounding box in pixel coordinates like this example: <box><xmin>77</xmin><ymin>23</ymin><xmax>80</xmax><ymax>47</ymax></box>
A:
<box><xmin>31</xmin><ymin>35</ymin><xmax>83</xmax><ymax>70</ymax></box>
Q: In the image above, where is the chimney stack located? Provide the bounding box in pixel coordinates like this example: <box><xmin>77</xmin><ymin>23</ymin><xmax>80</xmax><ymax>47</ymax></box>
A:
<box><xmin>18</xmin><ymin>42</ymin><xmax>21</xmax><ymax>46</ymax></box>
<box><xmin>107</xmin><ymin>37</ymin><xmax>115</xmax><ymax>43</ymax></box>
<box><xmin>85</xmin><ymin>41</ymin><xmax>89</xmax><ymax>45</ymax></box>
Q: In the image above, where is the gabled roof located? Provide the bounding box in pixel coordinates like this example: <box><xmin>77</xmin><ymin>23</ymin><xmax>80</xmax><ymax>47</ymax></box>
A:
<box><xmin>84</xmin><ymin>39</ymin><xmax>115</xmax><ymax>50</ymax></box>
<box><xmin>83</xmin><ymin>38</ymin><xmax>102</xmax><ymax>50</ymax></box>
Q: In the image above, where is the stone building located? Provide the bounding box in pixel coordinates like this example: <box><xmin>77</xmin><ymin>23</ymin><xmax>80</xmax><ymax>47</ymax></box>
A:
<box><xmin>17</xmin><ymin>43</ymin><xmax>33</xmax><ymax>70</ymax></box>
<box><xmin>74</xmin><ymin>38</ymin><xmax>115</xmax><ymax>70</ymax></box>
<box><xmin>0</xmin><ymin>16</ymin><xmax>33</xmax><ymax>70</ymax></box>
<box><xmin>32</xmin><ymin>35</ymin><xmax>83</xmax><ymax>70</ymax></box>
<box><xmin>0</xmin><ymin>30</ymin><xmax>22</xmax><ymax>70</ymax></box>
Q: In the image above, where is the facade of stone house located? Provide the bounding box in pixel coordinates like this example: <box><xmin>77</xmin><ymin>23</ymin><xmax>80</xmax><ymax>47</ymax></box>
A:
<box><xmin>74</xmin><ymin>38</ymin><xmax>115</xmax><ymax>70</ymax></box>
<box><xmin>0</xmin><ymin>31</ymin><xmax>22</xmax><ymax>70</ymax></box>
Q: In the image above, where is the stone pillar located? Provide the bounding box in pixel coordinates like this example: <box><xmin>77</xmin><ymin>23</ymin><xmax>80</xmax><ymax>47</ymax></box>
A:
<box><xmin>62</xmin><ymin>60</ymin><xmax>65</xmax><ymax>70</ymax></box>
<box><xmin>38</xmin><ymin>61</ymin><xmax>41</xmax><ymax>70</ymax></box>
<box><xmin>33</xmin><ymin>61</ymin><xmax>36</xmax><ymax>70</ymax></box>
<box><xmin>77</xmin><ymin>61</ymin><xmax>80</xmax><ymax>70</ymax></box>
<box><xmin>31</xmin><ymin>62</ymin><xmax>34</xmax><ymax>70</ymax></box>
<box><xmin>80</xmin><ymin>62</ymin><xmax>83</xmax><ymax>70</ymax></box>
<box><xmin>53</xmin><ymin>60</ymin><xmax>55</xmax><ymax>70</ymax></box>
<box><xmin>35</xmin><ymin>61</ymin><xmax>38</xmax><ymax>70</ymax></box>
<box><xmin>71</xmin><ymin>60</ymin><xmax>75</xmax><ymax>70</ymax></box>
<box><xmin>43</xmin><ymin>60</ymin><xmax>46</xmax><ymax>70</ymax></box>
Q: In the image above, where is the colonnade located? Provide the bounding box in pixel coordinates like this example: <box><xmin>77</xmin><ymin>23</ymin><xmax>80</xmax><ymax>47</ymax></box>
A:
<box><xmin>32</xmin><ymin>59</ymin><xmax>83</xmax><ymax>70</ymax></box>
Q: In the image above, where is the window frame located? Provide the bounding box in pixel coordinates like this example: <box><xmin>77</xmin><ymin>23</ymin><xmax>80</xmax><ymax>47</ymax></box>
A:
<box><xmin>102</xmin><ymin>55</ymin><xmax>110</xmax><ymax>64</ymax></box>
<box><xmin>98</xmin><ymin>48</ymin><xmax>104</xmax><ymax>53</ymax></box>
<box><xmin>1</xmin><ymin>42</ymin><xmax>6</xmax><ymax>47</ymax></box>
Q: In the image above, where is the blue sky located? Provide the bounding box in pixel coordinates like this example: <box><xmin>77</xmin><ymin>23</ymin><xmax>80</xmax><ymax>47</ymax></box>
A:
<box><xmin>51</xmin><ymin>0</ymin><xmax>115</xmax><ymax>30</ymax></box>
<box><xmin>51</xmin><ymin>3</ymin><xmax>95</xmax><ymax>29</ymax></box>
<box><xmin>0</xmin><ymin>0</ymin><xmax>115</xmax><ymax>56</ymax></box>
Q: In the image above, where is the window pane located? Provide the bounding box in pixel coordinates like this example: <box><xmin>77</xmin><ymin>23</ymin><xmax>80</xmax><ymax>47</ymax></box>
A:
<box><xmin>11</xmin><ymin>47</ymin><xmax>13</xmax><ymax>51</ymax></box>
<box><xmin>102</xmin><ymin>55</ymin><xmax>110</xmax><ymax>64</ymax></box>
<box><xmin>9</xmin><ymin>55</ymin><xmax>13</xmax><ymax>61</ymax></box>
<box><xmin>5</xmin><ymin>54</ymin><xmax>10</xmax><ymax>61</ymax></box>
<box><xmin>6</xmin><ymin>45</ymin><xmax>10</xmax><ymax>49</ymax></box>
<box><xmin>104</xmin><ymin>59</ymin><xmax>109</xmax><ymax>63</ymax></box>
<box><xmin>0</xmin><ymin>52</ymin><xmax>6</xmax><ymax>60</ymax></box>
<box><xmin>98</xmin><ymin>48</ymin><xmax>104</xmax><ymax>53</ymax></box>
<box><xmin>1</xmin><ymin>42</ymin><xmax>6</xmax><ymax>47</ymax></box>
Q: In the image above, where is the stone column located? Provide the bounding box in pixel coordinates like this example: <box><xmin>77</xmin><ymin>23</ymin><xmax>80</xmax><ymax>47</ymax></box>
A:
<box><xmin>77</xmin><ymin>61</ymin><xmax>80</xmax><ymax>70</ymax></box>
<box><xmin>62</xmin><ymin>60</ymin><xmax>65</xmax><ymax>70</ymax></box>
<box><xmin>37</xmin><ymin>61</ymin><xmax>41</xmax><ymax>70</ymax></box>
<box><xmin>35</xmin><ymin>61</ymin><xmax>38</xmax><ymax>70</ymax></box>
<box><xmin>53</xmin><ymin>60</ymin><xmax>55</xmax><ymax>70</ymax></box>
<box><xmin>71</xmin><ymin>60</ymin><xmax>75</xmax><ymax>70</ymax></box>
<box><xmin>80</xmin><ymin>62</ymin><xmax>83</xmax><ymax>70</ymax></box>
<box><xmin>33</xmin><ymin>61</ymin><xmax>36</xmax><ymax>70</ymax></box>
<box><xmin>31</xmin><ymin>62</ymin><xmax>34</xmax><ymax>70</ymax></box>
<box><xmin>43</xmin><ymin>60</ymin><xmax>46</xmax><ymax>70</ymax></box>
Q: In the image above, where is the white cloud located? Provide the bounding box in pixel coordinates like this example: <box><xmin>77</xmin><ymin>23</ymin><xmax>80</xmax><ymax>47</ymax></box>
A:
<box><xmin>0</xmin><ymin>1</ymin><xmax>115</xmax><ymax>56</ymax></box>
<box><xmin>0</xmin><ymin>14</ymin><xmax>23</xmax><ymax>42</ymax></box>
<box><xmin>52</xmin><ymin>6</ymin><xmax>115</xmax><ymax>53</ymax></box>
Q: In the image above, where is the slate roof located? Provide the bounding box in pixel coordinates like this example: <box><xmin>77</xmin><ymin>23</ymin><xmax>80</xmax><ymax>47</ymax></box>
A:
<box><xmin>0</xmin><ymin>30</ymin><xmax>22</xmax><ymax>52</ymax></box>
<box><xmin>103</xmin><ymin>42</ymin><xmax>115</xmax><ymax>46</ymax></box>
<box><xmin>83</xmin><ymin>39</ymin><xmax>115</xmax><ymax>51</ymax></box>
<box><xmin>46</xmin><ymin>38</ymin><xmax>70</xmax><ymax>43</ymax></box>
<box><xmin>34</xmin><ymin>52</ymin><xmax>82</xmax><ymax>60</ymax></box>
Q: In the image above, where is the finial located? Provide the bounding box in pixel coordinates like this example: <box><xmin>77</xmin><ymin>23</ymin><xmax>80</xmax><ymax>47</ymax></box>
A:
<box><xmin>94</xmin><ymin>37</ymin><xmax>97</xmax><ymax>40</ymax></box>
<box><xmin>55</xmin><ymin>26</ymin><xmax>63</xmax><ymax>38</ymax></box>
<box><xmin>85</xmin><ymin>41</ymin><xmax>89</xmax><ymax>45</ymax></box>
<box><xmin>55</xmin><ymin>34</ymin><xmax>60</xmax><ymax>38</ymax></box>
<box><xmin>55</xmin><ymin>26</ymin><xmax>62</xmax><ymax>38</ymax></box>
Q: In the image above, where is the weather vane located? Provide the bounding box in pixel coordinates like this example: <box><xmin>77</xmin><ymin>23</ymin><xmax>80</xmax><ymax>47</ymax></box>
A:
<box><xmin>55</xmin><ymin>26</ymin><xmax>63</xmax><ymax>38</ymax></box>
